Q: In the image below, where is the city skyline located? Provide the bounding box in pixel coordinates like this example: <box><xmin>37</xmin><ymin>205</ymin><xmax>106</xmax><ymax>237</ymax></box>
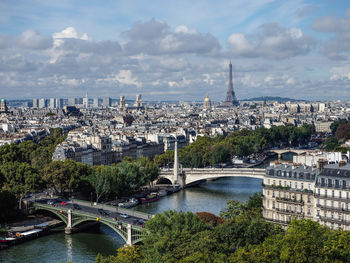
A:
<box><xmin>1</xmin><ymin>1</ymin><xmax>350</xmax><ymax>100</ymax></box>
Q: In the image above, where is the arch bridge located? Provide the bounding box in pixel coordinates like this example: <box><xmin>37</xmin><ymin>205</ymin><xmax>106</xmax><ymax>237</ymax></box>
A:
<box><xmin>159</xmin><ymin>167</ymin><xmax>265</xmax><ymax>187</ymax></box>
<box><xmin>32</xmin><ymin>202</ymin><xmax>145</xmax><ymax>245</ymax></box>
<box><xmin>267</xmin><ymin>149</ymin><xmax>309</xmax><ymax>160</ymax></box>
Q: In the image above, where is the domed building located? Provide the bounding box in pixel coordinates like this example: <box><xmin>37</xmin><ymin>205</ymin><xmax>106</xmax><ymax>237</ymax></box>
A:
<box><xmin>203</xmin><ymin>93</ymin><xmax>211</xmax><ymax>109</ymax></box>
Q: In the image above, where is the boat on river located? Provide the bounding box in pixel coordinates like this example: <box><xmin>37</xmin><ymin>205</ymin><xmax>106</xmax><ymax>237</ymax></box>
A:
<box><xmin>140</xmin><ymin>193</ymin><xmax>160</xmax><ymax>203</ymax></box>
<box><xmin>118</xmin><ymin>198</ymin><xmax>139</xmax><ymax>208</ymax></box>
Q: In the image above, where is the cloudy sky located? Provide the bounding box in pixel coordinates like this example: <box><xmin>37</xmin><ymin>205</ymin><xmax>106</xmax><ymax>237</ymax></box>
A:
<box><xmin>1</xmin><ymin>0</ymin><xmax>350</xmax><ymax>101</ymax></box>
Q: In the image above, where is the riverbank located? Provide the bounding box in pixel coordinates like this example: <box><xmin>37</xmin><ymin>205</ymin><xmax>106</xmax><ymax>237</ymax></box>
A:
<box><xmin>0</xmin><ymin>215</ymin><xmax>63</xmax><ymax>250</ymax></box>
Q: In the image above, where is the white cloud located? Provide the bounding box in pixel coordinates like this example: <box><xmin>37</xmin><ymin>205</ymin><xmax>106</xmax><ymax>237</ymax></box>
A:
<box><xmin>14</xmin><ymin>30</ymin><xmax>52</xmax><ymax>49</ymax></box>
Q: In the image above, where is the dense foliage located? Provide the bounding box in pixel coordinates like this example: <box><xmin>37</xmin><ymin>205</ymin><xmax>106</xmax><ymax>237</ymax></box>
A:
<box><xmin>94</xmin><ymin>193</ymin><xmax>350</xmax><ymax>263</ymax></box>
<box><xmin>154</xmin><ymin>125</ymin><xmax>313</xmax><ymax>168</ymax></box>
<box><xmin>87</xmin><ymin>157</ymin><xmax>159</xmax><ymax>202</ymax></box>
<box><xmin>0</xmin><ymin>128</ymin><xmax>159</xmax><ymax>217</ymax></box>
<box><xmin>322</xmin><ymin>119</ymin><xmax>350</xmax><ymax>152</ymax></box>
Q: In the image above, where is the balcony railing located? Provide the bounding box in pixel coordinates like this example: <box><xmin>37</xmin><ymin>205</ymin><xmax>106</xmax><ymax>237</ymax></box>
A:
<box><xmin>275</xmin><ymin>208</ymin><xmax>304</xmax><ymax>215</ymax></box>
<box><xmin>262</xmin><ymin>184</ymin><xmax>313</xmax><ymax>194</ymax></box>
<box><xmin>276</xmin><ymin>197</ymin><xmax>304</xmax><ymax>205</ymax></box>
<box><xmin>318</xmin><ymin>216</ymin><xmax>350</xmax><ymax>226</ymax></box>
<box><xmin>314</xmin><ymin>194</ymin><xmax>350</xmax><ymax>203</ymax></box>
<box><xmin>316</xmin><ymin>204</ymin><xmax>350</xmax><ymax>214</ymax></box>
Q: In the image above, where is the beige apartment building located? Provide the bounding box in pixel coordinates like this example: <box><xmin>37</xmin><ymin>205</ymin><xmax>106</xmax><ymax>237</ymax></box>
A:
<box><xmin>263</xmin><ymin>162</ymin><xmax>350</xmax><ymax>230</ymax></box>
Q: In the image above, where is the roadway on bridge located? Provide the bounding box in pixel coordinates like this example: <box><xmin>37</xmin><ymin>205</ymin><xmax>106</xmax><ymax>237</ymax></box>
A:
<box><xmin>34</xmin><ymin>199</ymin><xmax>147</xmax><ymax>227</ymax></box>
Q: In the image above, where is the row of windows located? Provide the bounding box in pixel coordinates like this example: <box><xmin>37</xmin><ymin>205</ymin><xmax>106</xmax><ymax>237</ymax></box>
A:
<box><xmin>268</xmin><ymin>201</ymin><xmax>311</xmax><ymax>215</ymax></box>
<box><xmin>316</xmin><ymin>188</ymin><xmax>350</xmax><ymax>199</ymax></box>
<box><xmin>266</xmin><ymin>179</ymin><xmax>312</xmax><ymax>190</ymax></box>
<box><xmin>266</xmin><ymin>190</ymin><xmax>312</xmax><ymax>202</ymax></box>
<box><xmin>317</xmin><ymin>199</ymin><xmax>350</xmax><ymax>210</ymax></box>
<box><xmin>317</xmin><ymin>177</ymin><xmax>349</xmax><ymax>188</ymax></box>
<box><xmin>268</xmin><ymin>169</ymin><xmax>315</xmax><ymax>180</ymax></box>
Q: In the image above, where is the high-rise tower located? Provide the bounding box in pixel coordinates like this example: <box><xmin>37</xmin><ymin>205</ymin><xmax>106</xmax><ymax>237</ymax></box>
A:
<box><xmin>222</xmin><ymin>61</ymin><xmax>239</xmax><ymax>107</ymax></box>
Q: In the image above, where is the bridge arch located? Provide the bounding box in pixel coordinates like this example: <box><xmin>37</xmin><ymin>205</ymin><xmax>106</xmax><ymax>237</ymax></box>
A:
<box><xmin>71</xmin><ymin>218</ymin><xmax>128</xmax><ymax>243</ymax></box>
<box><xmin>35</xmin><ymin>208</ymin><xmax>68</xmax><ymax>225</ymax></box>
<box><xmin>156</xmin><ymin>177</ymin><xmax>173</xmax><ymax>185</ymax></box>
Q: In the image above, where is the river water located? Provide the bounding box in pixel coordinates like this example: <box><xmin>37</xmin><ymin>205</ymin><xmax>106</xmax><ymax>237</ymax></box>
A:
<box><xmin>0</xmin><ymin>177</ymin><xmax>262</xmax><ymax>263</ymax></box>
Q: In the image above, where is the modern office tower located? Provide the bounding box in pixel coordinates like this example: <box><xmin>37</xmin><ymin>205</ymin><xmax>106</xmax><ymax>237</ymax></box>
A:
<box><xmin>33</xmin><ymin>98</ymin><xmax>39</xmax><ymax>108</ymax></box>
<box><xmin>120</xmin><ymin>96</ymin><xmax>125</xmax><ymax>110</ymax></box>
<box><xmin>135</xmin><ymin>94</ymin><xmax>142</xmax><ymax>107</ymax></box>
<box><xmin>315</xmin><ymin>162</ymin><xmax>350</xmax><ymax>230</ymax></box>
<box><xmin>0</xmin><ymin>98</ymin><xmax>8</xmax><ymax>112</ymax></box>
<box><xmin>49</xmin><ymin>98</ymin><xmax>56</xmax><ymax>109</ymax></box>
<box><xmin>83</xmin><ymin>92</ymin><xmax>89</xmax><ymax>108</ymax></box>
<box><xmin>93</xmin><ymin>98</ymin><xmax>99</xmax><ymax>108</ymax></box>
<box><xmin>55</xmin><ymin>98</ymin><xmax>63</xmax><ymax>109</ymax></box>
<box><xmin>222</xmin><ymin>61</ymin><xmax>239</xmax><ymax>107</ymax></box>
<box><xmin>68</xmin><ymin>98</ymin><xmax>76</xmax><ymax>106</ymax></box>
<box><xmin>203</xmin><ymin>93</ymin><xmax>211</xmax><ymax>109</ymax></box>
<box><xmin>102</xmin><ymin>97</ymin><xmax>111</xmax><ymax>107</ymax></box>
<box><xmin>38</xmin><ymin>98</ymin><xmax>46</xmax><ymax>108</ymax></box>
<box><xmin>263</xmin><ymin>164</ymin><xmax>316</xmax><ymax>227</ymax></box>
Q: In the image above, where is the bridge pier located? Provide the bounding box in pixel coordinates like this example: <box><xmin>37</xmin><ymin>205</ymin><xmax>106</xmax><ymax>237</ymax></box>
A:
<box><xmin>65</xmin><ymin>209</ymin><xmax>73</xmax><ymax>234</ymax></box>
<box><xmin>126</xmin><ymin>224</ymin><xmax>132</xmax><ymax>246</ymax></box>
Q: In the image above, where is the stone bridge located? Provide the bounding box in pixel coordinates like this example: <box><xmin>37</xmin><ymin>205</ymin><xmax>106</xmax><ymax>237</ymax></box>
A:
<box><xmin>32</xmin><ymin>201</ymin><xmax>149</xmax><ymax>245</ymax></box>
<box><xmin>267</xmin><ymin>149</ymin><xmax>310</xmax><ymax>159</ymax></box>
<box><xmin>159</xmin><ymin>167</ymin><xmax>265</xmax><ymax>187</ymax></box>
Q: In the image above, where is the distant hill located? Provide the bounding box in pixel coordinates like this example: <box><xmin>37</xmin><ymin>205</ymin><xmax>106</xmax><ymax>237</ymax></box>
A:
<box><xmin>242</xmin><ymin>96</ymin><xmax>308</xmax><ymax>103</ymax></box>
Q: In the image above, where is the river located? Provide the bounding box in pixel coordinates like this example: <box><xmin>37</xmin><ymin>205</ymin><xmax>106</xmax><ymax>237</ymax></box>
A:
<box><xmin>0</xmin><ymin>176</ymin><xmax>262</xmax><ymax>263</ymax></box>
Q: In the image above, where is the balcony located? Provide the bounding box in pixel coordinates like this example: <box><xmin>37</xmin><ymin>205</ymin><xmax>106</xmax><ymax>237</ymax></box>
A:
<box><xmin>316</xmin><ymin>204</ymin><xmax>350</xmax><ymax>214</ymax></box>
<box><xmin>264</xmin><ymin>218</ymin><xmax>291</xmax><ymax>226</ymax></box>
<box><xmin>275</xmin><ymin>208</ymin><xmax>304</xmax><ymax>216</ymax></box>
<box><xmin>318</xmin><ymin>216</ymin><xmax>350</xmax><ymax>226</ymax></box>
<box><xmin>276</xmin><ymin>197</ymin><xmax>304</xmax><ymax>205</ymax></box>
<box><xmin>314</xmin><ymin>194</ymin><xmax>350</xmax><ymax>203</ymax></box>
<box><xmin>262</xmin><ymin>184</ymin><xmax>313</xmax><ymax>194</ymax></box>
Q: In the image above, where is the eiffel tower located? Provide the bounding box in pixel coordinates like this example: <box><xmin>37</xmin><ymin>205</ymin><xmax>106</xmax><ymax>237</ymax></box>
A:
<box><xmin>222</xmin><ymin>61</ymin><xmax>239</xmax><ymax>107</ymax></box>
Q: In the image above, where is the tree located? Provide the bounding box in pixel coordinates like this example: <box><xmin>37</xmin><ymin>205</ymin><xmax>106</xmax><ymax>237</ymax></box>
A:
<box><xmin>1</xmin><ymin>161</ymin><xmax>41</xmax><ymax>208</ymax></box>
<box><xmin>210</xmin><ymin>145</ymin><xmax>231</xmax><ymax>165</ymax></box>
<box><xmin>141</xmin><ymin>210</ymin><xmax>212</xmax><ymax>262</ymax></box>
<box><xmin>88</xmin><ymin>165</ymin><xmax>114</xmax><ymax>203</ymax></box>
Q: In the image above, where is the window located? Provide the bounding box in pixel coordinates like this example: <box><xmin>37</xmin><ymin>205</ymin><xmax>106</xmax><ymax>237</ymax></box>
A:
<box><xmin>318</xmin><ymin>189</ymin><xmax>320</xmax><ymax>195</ymax></box>
<box><xmin>307</xmin><ymin>207</ymin><xmax>311</xmax><ymax>215</ymax></box>
<box><xmin>332</xmin><ymin>190</ymin><xmax>335</xmax><ymax>198</ymax></box>
<box><xmin>301</xmin><ymin>183</ymin><xmax>304</xmax><ymax>190</ymax></box>
<box><xmin>284</xmin><ymin>181</ymin><xmax>287</xmax><ymax>187</ymax></box>
<box><xmin>317</xmin><ymin>199</ymin><xmax>320</xmax><ymax>205</ymax></box>
<box><xmin>272</xmin><ymin>191</ymin><xmax>275</xmax><ymax>197</ymax></box>
<box><xmin>325</xmin><ymin>190</ymin><xmax>328</xmax><ymax>197</ymax></box>
<box><xmin>278</xmin><ymin>192</ymin><xmax>281</xmax><ymax>198</ymax></box>
<box><xmin>295</xmin><ymin>182</ymin><xmax>298</xmax><ymax>189</ymax></box>
<box><xmin>273</xmin><ymin>180</ymin><xmax>276</xmax><ymax>185</ymax></box>
<box><xmin>339</xmin><ymin>191</ymin><xmax>342</xmax><ymax>198</ymax></box>
<box><xmin>272</xmin><ymin>201</ymin><xmax>275</xmax><ymax>209</ymax></box>
<box><xmin>317</xmin><ymin>210</ymin><xmax>320</xmax><ymax>216</ymax></box>
<box><xmin>347</xmin><ymin>192</ymin><xmax>349</xmax><ymax>200</ymax></box>
<box><xmin>294</xmin><ymin>205</ymin><xmax>297</xmax><ymax>212</ymax></box>
<box><xmin>290</xmin><ymin>182</ymin><xmax>292</xmax><ymax>188</ymax></box>
<box><xmin>307</xmin><ymin>195</ymin><xmax>311</xmax><ymax>202</ymax></box>
<box><xmin>279</xmin><ymin>180</ymin><xmax>282</xmax><ymax>186</ymax></box>
<box><xmin>308</xmin><ymin>184</ymin><xmax>311</xmax><ymax>190</ymax></box>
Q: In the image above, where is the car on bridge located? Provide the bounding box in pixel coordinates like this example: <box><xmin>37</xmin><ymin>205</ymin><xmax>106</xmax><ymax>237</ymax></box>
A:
<box><xmin>73</xmin><ymin>204</ymin><xmax>81</xmax><ymax>210</ymax></box>
<box><xmin>119</xmin><ymin>213</ymin><xmax>130</xmax><ymax>218</ymax></box>
<box><xmin>98</xmin><ymin>209</ymin><xmax>109</xmax><ymax>216</ymax></box>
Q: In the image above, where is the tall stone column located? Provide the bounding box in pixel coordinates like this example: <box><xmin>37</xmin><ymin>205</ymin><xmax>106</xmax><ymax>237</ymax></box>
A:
<box><xmin>65</xmin><ymin>209</ymin><xmax>73</xmax><ymax>234</ymax></box>
<box><xmin>126</xmin><ymin>224</ymin><xmax>132</xmax><ymax>246</ymax></box>
<box><xmin>173</xmin><ymin>139</ymin><xmax>178</xmax><ymax>185</ymax></box>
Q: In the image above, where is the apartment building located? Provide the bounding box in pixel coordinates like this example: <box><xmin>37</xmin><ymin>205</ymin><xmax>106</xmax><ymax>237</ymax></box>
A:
<box><xmin>263</xmin><ymin>164</ymin><xmax>317</xmax><ymax>226</ymax></box>
<box><xmin>315</xmin><ymin>163</ymin><xmax>350</xmax><ymax>230</ymax></box>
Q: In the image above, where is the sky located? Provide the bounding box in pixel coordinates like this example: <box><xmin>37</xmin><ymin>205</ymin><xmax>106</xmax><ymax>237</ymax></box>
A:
<box><xmin>1</xmin><ymin>0</ymin><xmax>350</xmax><ymax>101</ymax></box>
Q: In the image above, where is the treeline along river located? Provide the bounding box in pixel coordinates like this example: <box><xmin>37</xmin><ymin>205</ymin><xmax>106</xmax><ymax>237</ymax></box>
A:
<box><xmin>0</xmin><ymin>177</ymin><xmax>262</xmax><ymax>263</ymax></box>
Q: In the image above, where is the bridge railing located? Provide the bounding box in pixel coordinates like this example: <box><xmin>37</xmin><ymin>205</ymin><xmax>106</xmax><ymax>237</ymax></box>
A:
<box><xmin>33</xmin><ymin>202</ymin><xmax>144</xmax><ymax>231</ymax></box>
<box><xmin>70</xmin><ymin>199</ymin><xmax>153</xmax><ymax>220</ymax></box>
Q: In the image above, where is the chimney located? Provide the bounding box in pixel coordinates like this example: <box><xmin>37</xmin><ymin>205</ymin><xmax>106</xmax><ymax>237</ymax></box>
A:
<box><xmin>318</xmin><ymin>159</ymin><xmax>327</xmax><ymax>173</ymax></box>
<box><xmin>339</xmin><ymin>160</ymin><xmax>347</xmax><ymax>167</ymax></box>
